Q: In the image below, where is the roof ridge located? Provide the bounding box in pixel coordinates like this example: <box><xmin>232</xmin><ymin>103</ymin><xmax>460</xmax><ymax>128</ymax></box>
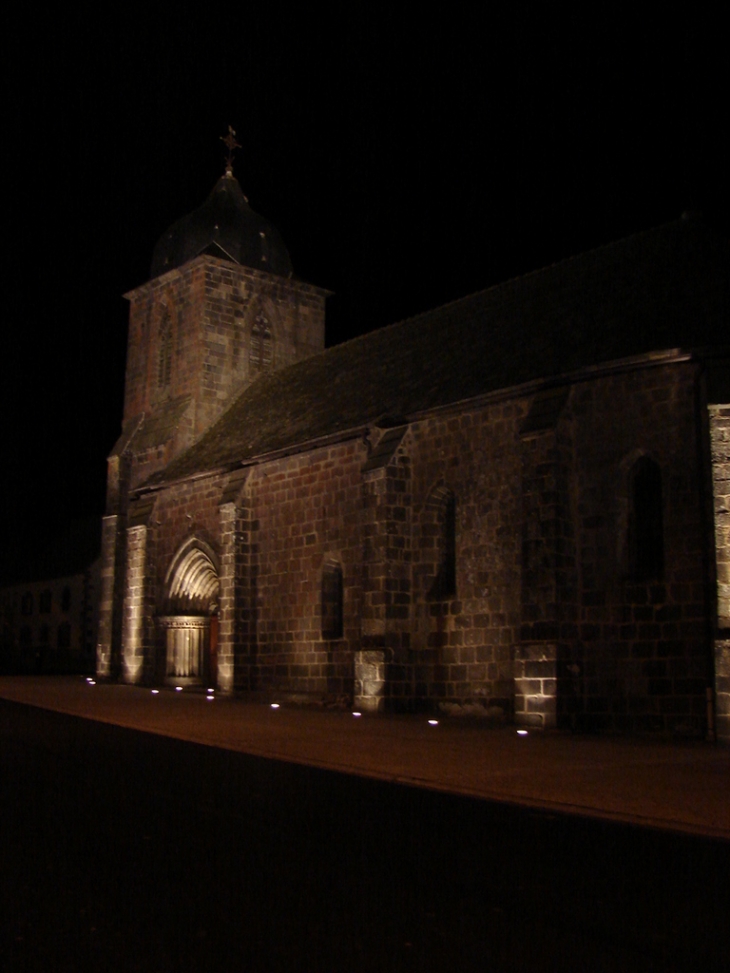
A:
<box><xmin>320</xmin><ymin>218</ymin><xmax>696</xmax><ymax>352</ymax></box>
<box><xmin>138</xmin><ymin>216</ymin><xmax>727</xmax><ymax>489</ymax></box>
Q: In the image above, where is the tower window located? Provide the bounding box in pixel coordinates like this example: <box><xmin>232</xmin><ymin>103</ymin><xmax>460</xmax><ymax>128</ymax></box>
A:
<box><xmin>322</xmin><ymin>561</ymin><xmax>344</xmax><ymax>640</ymax></box>
<box><xmin>157</xmin><ymin>310</ymin><xmax>173</xmax><ymax>388</ymax></box>
<box><xmin>250</xmin><ymin>312</ymin><xmax>272</xmax><ymax>371</ymax></box>
<box><xmin>628</xmin><ymin>457</ymin><xmax>664</xmax><ymax>581</ymax></box>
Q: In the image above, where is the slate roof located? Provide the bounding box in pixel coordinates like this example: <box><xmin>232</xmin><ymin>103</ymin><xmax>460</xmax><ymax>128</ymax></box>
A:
<box><xmin>145</xmin><ymin>217</ymin><xmax>729</xmax><ymax>487</ymax></box>
<box><xmin>150</xmin><ymin>173</ymin><xmax>293</xmax><ymax>280</ymax></box>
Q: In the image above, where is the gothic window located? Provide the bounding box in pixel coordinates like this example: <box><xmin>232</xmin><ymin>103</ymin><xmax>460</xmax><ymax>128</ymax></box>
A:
<box><xmin>427</xmin><ymin>489</ymin><xmax>456</xmax><ymax>601</ymax></box>
<box><xmin>39</xmin><ymin>590</ymin><xmax>52</xmax><ymax>613</ymax></box>
<box><xmin>322</xmin><ymin>561</ymin><xmax>344</xmax><ymax>640</ymax></box>
<box><xmin>21</xmin><ymin>592</ymin><xmax>33</xmax><ymax>615</ymax></box>
<box><xmin>157</xmin><ymin>309</ymin><xmax>173</xmax><ymax>388</ymax></box>
<box><xmin>628</xmin><ymin>457</ymin><xmax>664</xmax><ymax>581</ymax></box>
<box><xmin>250</xmin><ymin>312</ymin><xmax>272</xmax><ymax>371</ymax></box>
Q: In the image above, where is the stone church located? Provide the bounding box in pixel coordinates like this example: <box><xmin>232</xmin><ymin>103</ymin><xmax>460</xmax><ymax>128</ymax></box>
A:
<box><xmin>96</xmin><ymin>162</ymin><xmax>730</xmax><ymax>739</ymax></box>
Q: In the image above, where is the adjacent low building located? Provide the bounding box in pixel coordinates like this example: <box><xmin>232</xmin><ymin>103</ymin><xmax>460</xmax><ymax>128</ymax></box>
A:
<box><xmin>1</xmin><ymin>519</ymin><xmax>100</xmax><ymax>674</ymax></box>
<box><xmin>96</xmin><ymin>165</ymin><xmax>730</xmax><ymax>739</ymax></box>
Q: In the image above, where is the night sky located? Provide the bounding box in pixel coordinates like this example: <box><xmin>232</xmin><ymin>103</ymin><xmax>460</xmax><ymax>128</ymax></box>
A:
<box><xmin>2</xmin><ymin>8</ymin><xmax>726</xmax><ymax>578</ymax></box>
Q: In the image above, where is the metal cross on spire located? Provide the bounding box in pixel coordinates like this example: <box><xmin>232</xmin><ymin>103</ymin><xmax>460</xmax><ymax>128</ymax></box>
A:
<box><xmin>221</xmin><ymin>125</ymin><xmax>241</xmax><ymax>176</ymax></box>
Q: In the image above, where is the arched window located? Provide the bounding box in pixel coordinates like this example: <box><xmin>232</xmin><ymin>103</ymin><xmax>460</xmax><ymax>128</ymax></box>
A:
<box><xmin>628</xmin><ymin>457</ymin><xmax>664</xmax><ymax>581</ymax></box>
<box><xmin>157</xmin><ymin>309</ymin><xmax>173</xmax><ymax>388</ymax></box>
<box><xmin>322</xmin><ymin>561</ymin><xmax>344</xmax><ymax>640</ymax></box>
<box><xmin>262</xmin><ymin>323</ymin><xmax>272</xmax><ymax>368</ymax></box>
<box><xmin>427</xmin><ymin>488</ymin><xmax>456</xmax><ymax>601</ymax></box>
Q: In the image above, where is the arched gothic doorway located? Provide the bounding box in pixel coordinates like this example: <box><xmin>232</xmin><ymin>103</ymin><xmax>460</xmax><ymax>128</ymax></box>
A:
<box><xmin>159</xmin><ymin>539</ymin><xmax>220</xmax><ymax>686</ymax></box>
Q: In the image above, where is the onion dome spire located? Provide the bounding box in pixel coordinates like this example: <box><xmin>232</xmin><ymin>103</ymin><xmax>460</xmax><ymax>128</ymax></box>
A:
<box><xmin>150</xmin><ymin>128</ymin><xmax>293</xmax><ymax>280</ymax></box>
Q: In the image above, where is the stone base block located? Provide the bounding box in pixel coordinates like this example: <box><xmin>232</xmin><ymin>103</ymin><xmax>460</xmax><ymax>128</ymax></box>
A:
<box><xmin>354</xmin><ymin>650</ymin><xmax>385</xmax><ymax>714</ymax></box>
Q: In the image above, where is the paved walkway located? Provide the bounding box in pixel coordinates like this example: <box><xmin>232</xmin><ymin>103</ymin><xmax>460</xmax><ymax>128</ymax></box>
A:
<box><xmin>2</xmin><ymin>675</ymin><xmax>728</xmax><ymax>840</ymax></box>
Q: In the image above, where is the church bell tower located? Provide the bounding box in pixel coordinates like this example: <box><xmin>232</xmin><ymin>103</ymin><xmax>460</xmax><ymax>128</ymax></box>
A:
<box><xmin>97</xmin><ymin>133</ymin><xmax>329</xmax><ymax>677</ymax></box>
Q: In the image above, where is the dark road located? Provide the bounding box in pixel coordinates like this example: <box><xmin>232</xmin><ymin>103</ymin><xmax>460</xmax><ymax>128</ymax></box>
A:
<box><xmin>2</xmin><ymin>698</ymin><xmax>728</xmax><ymax>972</ymax></box>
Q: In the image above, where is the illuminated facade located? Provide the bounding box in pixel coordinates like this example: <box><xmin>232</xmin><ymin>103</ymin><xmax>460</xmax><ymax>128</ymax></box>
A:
<box><xmin>97</xmin><ymin>171</ymin><xmax>730</xmax><ymax>739</ymax></box>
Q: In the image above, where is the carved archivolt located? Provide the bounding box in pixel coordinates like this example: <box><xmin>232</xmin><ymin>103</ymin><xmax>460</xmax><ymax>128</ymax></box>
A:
<box><xmin>163</xmin><ymin>538</ymin><xmax>220</xmax><ymax>614</ymax></box>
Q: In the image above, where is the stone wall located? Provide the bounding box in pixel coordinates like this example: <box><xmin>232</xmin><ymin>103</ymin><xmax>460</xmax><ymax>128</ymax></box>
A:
<box><xmin>108</xmin><ymin>359</ymin><xmax>716</xmax><ymax>733</ymax></box>
<box><xmin>124</xmin><ymin>256</ymin><xmax>326</xmax><ymax>432</ymax></box>
<box><xmin>119</xmin><ymin>256</ymin><xmax>327</xmax><ymax>491</ymax></box>
<box><xmin>361</xmin><ymin>429</ymin><xmax>413</xmax><ymax>703</ymax></box>
<box><xmin>405</xmin><ymin>403</ymin><xmax>524</xmax><ymax>714</ymax></box>
<box><xmin>249</xmin><ymin>440</ymin><xmax>365</xmax><ymax>702</ymax></box>
<box><xmin>559</xmin><ymin>364</ymin><xmax>712</xmax><ymax>733</ymax></box>
<box><xmin>709</xmin><ymin>405</ymin><xmax>730</xmax><ymax>740</ymax></box>
<box><xmin>710</xmin><ymin>406</ymin><xmax>730</xmax><ymax>627</ymax></box>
